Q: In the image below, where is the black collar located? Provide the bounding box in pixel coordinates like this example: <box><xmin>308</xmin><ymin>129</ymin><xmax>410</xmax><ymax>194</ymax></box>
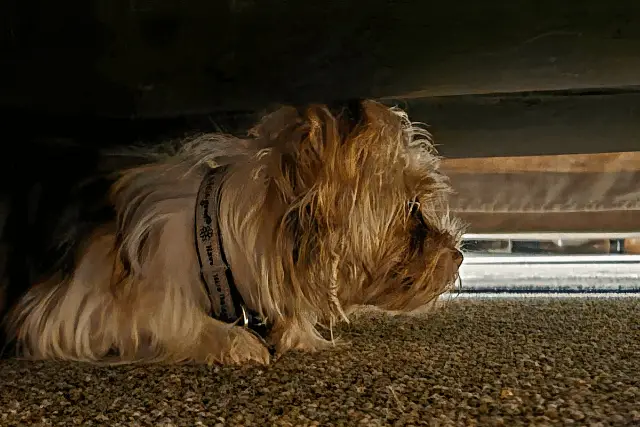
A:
<box><xmin>194</xmin><ymin>166</ymin><xmax>271</xmax><ymax>341</ymax></box>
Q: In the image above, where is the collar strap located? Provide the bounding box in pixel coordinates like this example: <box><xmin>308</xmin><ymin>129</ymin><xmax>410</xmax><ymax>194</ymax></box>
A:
<box><xmin>194</xmin><ymin>166</ymin><xmax>270</xmax><ymax>340</ymax></box>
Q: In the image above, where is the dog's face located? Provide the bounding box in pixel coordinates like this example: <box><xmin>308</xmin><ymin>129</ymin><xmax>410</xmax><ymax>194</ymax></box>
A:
<box><xmin>242</xmin><ymin>100</ymin><xmax>465</xmax><ymax>318</ymax></box>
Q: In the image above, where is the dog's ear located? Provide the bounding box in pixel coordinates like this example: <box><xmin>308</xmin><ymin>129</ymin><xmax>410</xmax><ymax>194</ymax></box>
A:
<box><xmin>286</xmin><ymin>100</ymin><xmax>365</xmax><ymax>193</ymax></box>
<box><xmin>265</xmin><ymin>104</ymin><xmax>356</xmax><ymax>274</ymax></box>
<box><xmin>260</xmin><ymin>101</ymin><xmax>367</xmax><ymax>268</ymax></box>
<box><xmin>251</xmin><ymin>100</ymin><xmax>366</xmax><ymax>199</ymax></box>
<box><xmin>262</xmin><ymin>105</ymin><xmax>338</xmax><ymax>202</ymax></box>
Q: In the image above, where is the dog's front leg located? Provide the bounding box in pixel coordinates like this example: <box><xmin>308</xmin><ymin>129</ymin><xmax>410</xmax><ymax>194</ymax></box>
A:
<box><xmin>267</xmin><ymin>316</ymin><xmax>335</xmax><ymax>357</ymax></box>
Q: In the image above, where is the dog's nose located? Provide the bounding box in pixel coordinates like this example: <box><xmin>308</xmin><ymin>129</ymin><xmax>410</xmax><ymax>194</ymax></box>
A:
<box><xmin>453</xmin><ymin>249</ymin><xmax>464</xmax><ymax>268</ymax></box>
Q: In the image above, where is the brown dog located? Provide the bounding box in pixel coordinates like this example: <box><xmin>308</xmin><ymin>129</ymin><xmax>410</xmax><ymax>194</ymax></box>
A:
<box><xmin>2</xmin><ymin>100</ymin><xmax>464</xmax><ymax>364</ymax></box>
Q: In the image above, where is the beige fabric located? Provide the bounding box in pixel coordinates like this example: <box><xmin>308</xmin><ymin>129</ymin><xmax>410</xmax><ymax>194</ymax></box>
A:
<box><xmin>441</xmin><ymin>152</ymin><xmax>640</xmax><ymax>233</ymax></box>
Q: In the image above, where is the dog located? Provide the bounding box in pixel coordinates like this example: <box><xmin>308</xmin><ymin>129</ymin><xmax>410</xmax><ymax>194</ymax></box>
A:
<box><xmin>0</xmin><ymin>100</ymin><xmax>465</xmax><ymax>365</ymax></box>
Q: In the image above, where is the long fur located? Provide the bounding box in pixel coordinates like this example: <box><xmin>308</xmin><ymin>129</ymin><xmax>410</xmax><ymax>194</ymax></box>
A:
<box><xmin>1</xmin><ymin>100</ymin><xmax>465</xmax><ymax>364</ymax></box>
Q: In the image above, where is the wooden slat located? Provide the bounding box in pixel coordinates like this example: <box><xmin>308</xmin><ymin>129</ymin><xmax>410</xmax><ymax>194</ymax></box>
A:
<box><xmin>445</xmin><ymin>156</ymin><xmax>640</xmax><ymax>233</ymax></box>
<box><xmin>448</xmin><ymin>171</ymin><xmax>639</xmax><ymax>211</ymax></box>
<box><xmin>441</xmin><ymin>152</ymin><xmax>640</xmax><ymax>174</ymax></box>
<box><xmin>456</xmin><ymin>211</ymin><xmax>640</xmax><ymax>233</ymax></box>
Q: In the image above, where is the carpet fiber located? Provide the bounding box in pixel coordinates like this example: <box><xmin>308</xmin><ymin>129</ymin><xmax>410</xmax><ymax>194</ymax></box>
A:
<box><xmin>1</xmin><ymin>298</ymin><xmax>639</xmax><ymax>426</ymax></box>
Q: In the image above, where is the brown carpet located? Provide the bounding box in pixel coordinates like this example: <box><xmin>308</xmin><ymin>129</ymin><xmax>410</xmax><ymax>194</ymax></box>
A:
<box><xmin>1</xmin><ymin>298</ymin><xmax>639</xmax><ymax>426</ymax></box>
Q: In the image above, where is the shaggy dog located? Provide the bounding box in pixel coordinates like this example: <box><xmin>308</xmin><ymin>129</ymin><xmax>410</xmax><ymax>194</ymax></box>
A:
<box><xmin>0</xmin><ymin>100</ymin><xmax>464</xmax><ymax>364</ymax></box>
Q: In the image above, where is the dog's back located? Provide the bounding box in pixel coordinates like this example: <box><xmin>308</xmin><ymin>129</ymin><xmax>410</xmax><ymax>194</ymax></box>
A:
<box><xmin>0</xmin><ymin>140</ymin><xmax>117</xmax><ymax>354</ymax></box>
<box><xmin>0</xmin><ymin>111</ymin><xmax>253</xmax><ymax>356</ymax></box>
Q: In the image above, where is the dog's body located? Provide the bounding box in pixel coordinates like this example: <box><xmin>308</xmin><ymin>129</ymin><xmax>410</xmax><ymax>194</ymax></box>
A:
<box><xmin>0</xmin><ymin>101</ymin><xmax>464</xmax><ymax>364</ymax></box>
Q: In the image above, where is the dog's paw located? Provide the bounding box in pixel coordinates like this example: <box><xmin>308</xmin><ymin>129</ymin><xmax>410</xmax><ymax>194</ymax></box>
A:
<box><xmin>291</xmin><ymin>333</ymin><xmax>335</xmax><ymax>353</ymax></box>
<box><xmin>219</xmin><ymin>327</ymin><xmax>271</xmax><ymax>365</ymax></box>
<box><xmin>194</xmin><ymin>320</ymin><xmax>270</xmax><ymax>366</ymax></box>
<box><xmin>269</xmin><ymin>320</ymin><xmax>337</xmax><ymax>356</ymax></box>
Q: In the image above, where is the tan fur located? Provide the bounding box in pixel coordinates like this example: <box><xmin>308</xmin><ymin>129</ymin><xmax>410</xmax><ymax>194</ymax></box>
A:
<box><xmin>4</xmin><ymin>100</ymin><xmax>465</xmax><ymax>364</ymax></box>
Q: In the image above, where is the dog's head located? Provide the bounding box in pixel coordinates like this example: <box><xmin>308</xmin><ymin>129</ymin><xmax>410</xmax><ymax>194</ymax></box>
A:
<box><xmin>239</xmin><ymin>100</ymin><xmax>465</xmax><ymax>317</ymax></box>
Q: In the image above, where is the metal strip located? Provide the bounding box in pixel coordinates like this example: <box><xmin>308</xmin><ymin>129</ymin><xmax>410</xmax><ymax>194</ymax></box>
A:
<box><xmin>464</xmin><ymin>232</ymin><xmax>640</xmax><ymax>241</ymax></box>
<box><xmin>462</xmin><ymin>254</ymin><xmax>640</xmax><ymax>265</ymax></box>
